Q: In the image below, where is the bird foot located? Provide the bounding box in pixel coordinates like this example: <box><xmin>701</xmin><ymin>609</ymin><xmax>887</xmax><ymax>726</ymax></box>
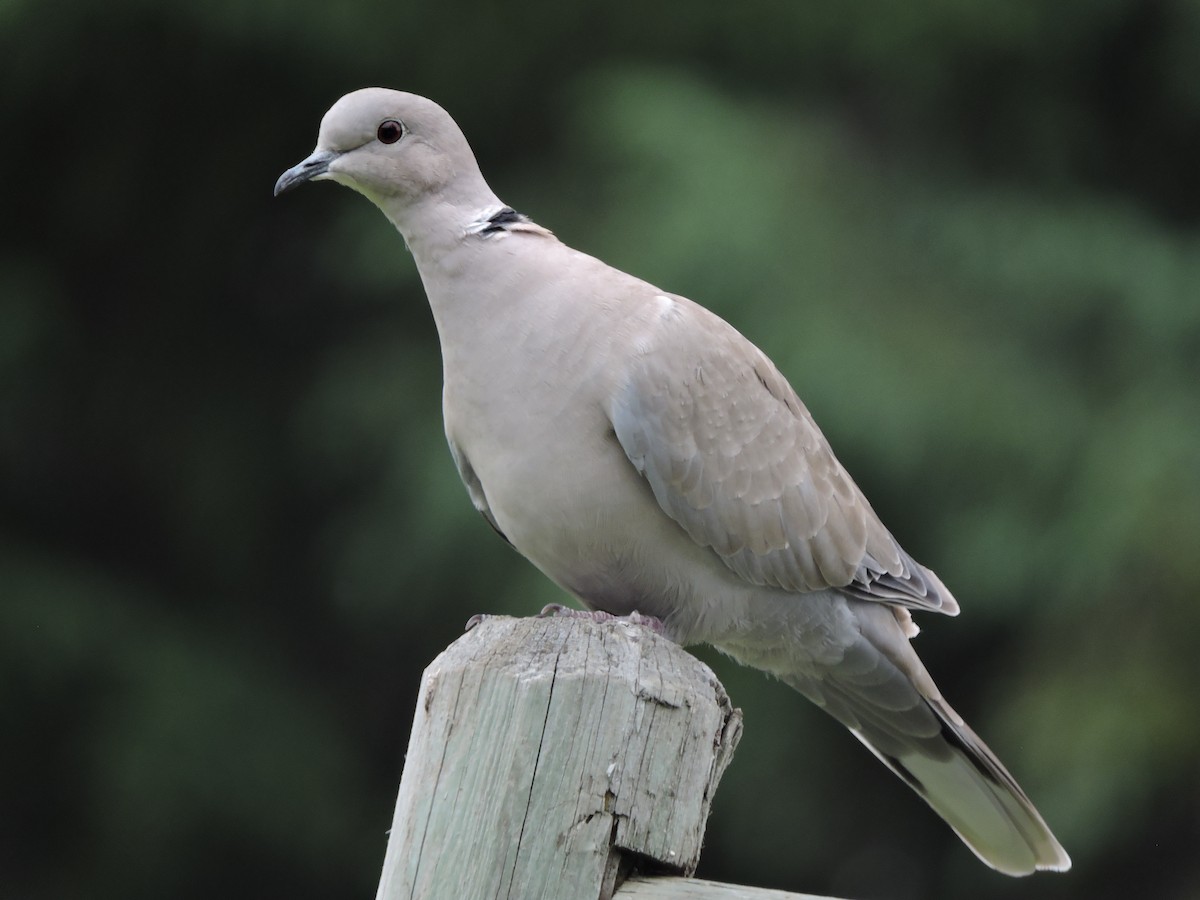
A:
<box><xmin>464</xmin><ymin>605</ymin><xmax>667</xmax><ymax>635</ymax></box>
<box><xmin>537</xmin><ymin>603</ymin><xmax>667</xmax><ymax>635</ymax></box>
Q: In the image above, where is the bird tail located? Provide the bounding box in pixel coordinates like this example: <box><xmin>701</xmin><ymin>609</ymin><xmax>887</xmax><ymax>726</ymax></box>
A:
<box><xmin>837</xmin><ymin>686</ymin><xmax>1070</xmax><ymax>875</ymax></box>
<box><xmin>775</xmin><ymin>608</ymin><xmax>1070</xmax><ymax>875</ymax></box>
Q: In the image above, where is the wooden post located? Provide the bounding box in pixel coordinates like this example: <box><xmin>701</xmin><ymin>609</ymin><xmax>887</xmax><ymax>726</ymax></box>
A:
<box><xmin>375</xmin><ymin>615</ymin><xmax>841</xmax><ymax>900</ymax></box>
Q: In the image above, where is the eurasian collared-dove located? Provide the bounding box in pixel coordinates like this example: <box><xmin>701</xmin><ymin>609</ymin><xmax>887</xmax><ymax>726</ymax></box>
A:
<box><xmin>275</xmin><ymin>88</ymin><xmax>1070</xmax><ymax>877</ymax></box>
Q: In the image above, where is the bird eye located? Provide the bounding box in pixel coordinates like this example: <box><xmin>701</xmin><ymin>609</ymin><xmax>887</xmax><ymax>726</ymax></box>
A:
<box><xmin>377</xmin><ymin>120</ymin><xmax>403</xmax><ymax>144</ymax></box>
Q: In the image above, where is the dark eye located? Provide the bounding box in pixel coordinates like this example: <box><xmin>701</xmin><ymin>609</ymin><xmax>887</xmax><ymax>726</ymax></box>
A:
<box><xmin>377</xmin><ymin>119</ymin><xmax>403</xmax><ymax>144</ymax></box>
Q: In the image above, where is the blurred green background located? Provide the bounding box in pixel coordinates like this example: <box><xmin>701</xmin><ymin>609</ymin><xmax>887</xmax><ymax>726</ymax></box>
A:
<box><xmin>4</xmin><ymin>2</ymin><xmax>1199</xmax><ymax>898</ymax></box>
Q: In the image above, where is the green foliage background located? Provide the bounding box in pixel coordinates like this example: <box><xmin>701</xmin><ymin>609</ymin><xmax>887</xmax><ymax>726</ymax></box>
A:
<box><xmin>3</xmin><ymin>2</ymin><xmax>1198</xmax><ymax>898</ymax></box>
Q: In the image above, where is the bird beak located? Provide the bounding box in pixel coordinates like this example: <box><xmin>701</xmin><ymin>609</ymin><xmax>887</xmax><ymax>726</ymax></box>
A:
<box><xmin>274</xmin><ymin>149</ymin><xmax>340</xmax><ymax>196</ymax></box>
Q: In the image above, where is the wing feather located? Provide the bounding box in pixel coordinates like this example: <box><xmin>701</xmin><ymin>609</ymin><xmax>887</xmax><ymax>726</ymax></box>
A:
<box><xmin>610</xmin><ymin>295</ymin><xmax>957</xmax><ymax>615</ymax></box>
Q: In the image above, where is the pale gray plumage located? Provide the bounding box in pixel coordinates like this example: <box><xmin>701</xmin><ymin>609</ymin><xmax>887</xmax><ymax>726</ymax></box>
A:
<box><xmin>276</xmin><ymin>88</ymin><xmax>1070</xmax><ymax>876</ymax></box>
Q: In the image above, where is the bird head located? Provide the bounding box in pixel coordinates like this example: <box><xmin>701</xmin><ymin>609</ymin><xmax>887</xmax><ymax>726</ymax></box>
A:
<box><xmin>274</xmin><ymin>88</ymin><xmax>490</xmax><ymax>213</ymax></box>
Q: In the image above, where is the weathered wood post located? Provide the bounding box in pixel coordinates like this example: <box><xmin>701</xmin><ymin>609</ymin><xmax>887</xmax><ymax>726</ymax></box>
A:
<box><xmin>375</xmin><ymin>615</ymin><xmax>842</xmax><ymax>900</ymax></box>
<box><xmin>374</xmin><ymin>614</ymin><xmax>741</xmax><ymax>899</ymax></box>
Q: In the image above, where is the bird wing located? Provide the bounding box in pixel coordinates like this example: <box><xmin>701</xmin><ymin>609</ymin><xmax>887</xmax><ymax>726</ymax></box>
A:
<box><xmin>609</xmin><ymin>293</ymin><xmax>957</xmax><ymax>614</ymax></box>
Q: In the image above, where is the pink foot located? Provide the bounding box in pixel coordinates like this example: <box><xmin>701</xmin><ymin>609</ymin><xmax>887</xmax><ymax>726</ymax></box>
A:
<box><xmin>465</xmin><ymin>605</ymin><xmax>668</xmax><ymax>635</ymax></box>
<box><xmin>537</xmin><ymin>603</ymin><xmax>667</xmax><ymax>635</ymax></box>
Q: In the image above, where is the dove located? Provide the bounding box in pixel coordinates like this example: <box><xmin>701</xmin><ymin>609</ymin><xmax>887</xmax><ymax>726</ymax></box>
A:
<box><xmin>275</xmin><ymin>88</ymin><xmax>1070</xmax><ymax>876</ymax></box>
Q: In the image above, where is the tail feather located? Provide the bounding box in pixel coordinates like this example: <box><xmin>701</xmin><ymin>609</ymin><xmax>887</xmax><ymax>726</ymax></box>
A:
<box><xmin>774</xmin><ymin>605</ymin><xmax>1070</xmax><ymax>875</ymax></box>
<box><xmin>851</xmin><ymin>694</ymin><xmax>1070</xmax><ymax>875</ymax></box>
